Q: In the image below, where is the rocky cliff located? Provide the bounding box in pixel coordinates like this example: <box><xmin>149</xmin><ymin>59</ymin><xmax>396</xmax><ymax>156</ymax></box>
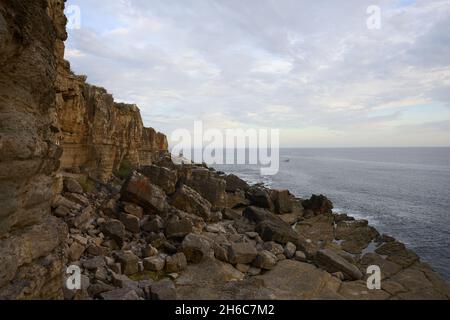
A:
<box><xmin>0</xmin><ymin>0</ymin><xmax>167</xmax><ymax>299</ymax></box>
<box><xmin>1</xmin><ymin>0</ymin><xmax>449</xmax><ymax>301</ymax></box>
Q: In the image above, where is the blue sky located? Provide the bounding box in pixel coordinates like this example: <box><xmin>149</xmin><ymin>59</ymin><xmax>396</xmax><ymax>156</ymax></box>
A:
<box><xmin>65</xmin><ymin>0</ymin><xmax>450</xmax><ymax>147</ymax></box>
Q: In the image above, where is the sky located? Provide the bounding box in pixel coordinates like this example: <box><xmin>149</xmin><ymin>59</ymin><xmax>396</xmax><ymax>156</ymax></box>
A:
<box><xmin>65</xmin><ymin>0</ymin><xmax>450</xmax><ymax>147</ymax></box>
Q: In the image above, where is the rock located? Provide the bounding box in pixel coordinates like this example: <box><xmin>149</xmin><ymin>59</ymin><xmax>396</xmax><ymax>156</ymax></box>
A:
<box><xmin>100</xmin><ymin>198</ymin><xmax>120</xmax><ymax>218</ymax></box>
<box><xmin>223</xmin><ymin>208</ymin><xmax>242</xmax><ymax>221</ymax></box>
<box><xmin>83</xmin><ymin>256</ymin><xmax>106</xmax><ymax>270</ymax></box>
<box><xmin>165</xmin><ymin>253</ymin><xmax>187</xmax><ymax>273</ymax></box>
<box><xmin>54</xmin><ymin>205</ymin><xmax>71</xmax><ymax>218</ymax></box>
<box><xmin>184</xmin><ymin>168</ymin><xmax>227</xmax><ymax>211</ymax></box>
<box><xmin>302</xmin><ymin>194</ymin><xmax>333</xmax><ymax>215</ymax></box>
<box><xmin>63</xmin><ymin>177</ymin><xmax>84</xmax><ymax>194</ymax></box>
<box><xmin>139</xmin><ymin>165</ymin><xmax>178</xmax><ymax>195</ymax></box>
<box><xmin>114</xmin><ymin>251</ymin><xmax>140</xmax><ymax>275</ymax></box>
<box><xmin>295</xmin><ymin>214</ymin><xmax>335</xmax><ymax>244</ymax></box>
<box><xmin>123</xmin><ymin>202</ymin><xmax>143</xmax><ymax>219</ymax></box>
<box><xmin>294</xmin><ymin>251</ymin><xmax>307</xmax><ymax>262</ymax></box>
<box><xmin>335</xmin><ymin>220</ymin><xmax>380</xmax><ymax>254</ymax></box>
<box><xmin>170</xmin><ymin>185</ymin><xmax>211</xmax><ymax>220</ymax></box>
<box><xmin>101</xmin><ymin>220</ymin><xmax>125</xmax><ymax>246</ymax></box>
<box><xmin>236</xmin><ymin>264</ymin><xmax>251</xmax><ymax>273</ymax></box>
<box><xmin>165</xmin><ymin>216</ymin><xmax>193</xmax><ymax>239</ymax></box>
<box><xmin>143</xmin><ymin>256</ymin><xmax>165</xmax><ymax>271</ymax></box>
<box><xmin>210</xmin><ymin>211</ymin><xmax>223</xmax><ymax>223</ymax></box>
<box><xmin>246</xmin><ymin>187</ymin><xmax>274</xmax><ymax>210</ymax></box>
<box><xmin>88</xmin><ymin>283</ymin><xmax>115</xmax><ymax>298</ymax></box>
<box><xmin>316</xmin><ymin>249</ymin><xmax>363</xmax><ymax>280</ymax></box>
<box><xmin>119</xmin><ymin>213</ymin><xmax>141</xmax><ymax>233</ymax></box>
<box><xmin>181</xmin><ymin>233</ymin><xmax>214</xmax><ymax>263</ymax></box>
<box><xmin>72</xmin><ymin>205</ymin><xmax>94</xmax><ymax>231</ymax></box>
<box><xmin>142</xmin><ymin>216</ymin><xmax>164</xmax><ymax>233</ymax></box>
<box><xmin>375</xmin><ymin>241</ymin><xmax>419</xmax><ymax>268</ymax></box>
<box><xmin>142</xmin><ymin>245</ymin><xmax>158</xmax><ymax>258</ymax></box>
<box><xmin>65</xmin><ymin>193</ymin><xmax>90</xmax><ymax>207</ymax></box>
<box><xmin>253</xmin><ymin>250</ymin><xmax>277</xmax><ymax>270</ymax></box>
<box><xmin>271</xmin><ymin>190</ymin><xmax>293</xmax><ymax>214</ymax></box>
<box><xmin>100</xmin><ymin>288</ymin><xmax>140</xmax><ymax>300</ymax></box>
<box><xmin>226</xmin><ymin>190</ymin><xmax>250</xmax><ymax>209</ymax></box>
<box><xmin>228</xmin><ymin>242</ymin><xmax>258</xmax><ymax>265</ymax></box>
<box><xmin>121</xmin><ymin>172</ymin><xmax>168</xmax><ymax>215</ymax></box>
<box><xmin>284</xmin><ymin>242</ymin><xmax>297</xmax><ymax>259</ymax></box>
<box><xmin>68</xmin><ymin>242</ymin><xmax>86</xmax><ymax>261</ymax></box>
<box><xmin>256</xmin><ymin>219</ymin><xmax>300</xmax><ymax>245</ymax></box>
<box><xmin>150</xmin><ymin>279</ymin><xmax>177</xmax><ymax>300</ymax></box>
<box><xmin>225</xmin><ymin>174</ymin><xmax>250</xmax><ymax>192</ymax></box>
<box><xmin>263</xmin><ymin>242</ymin><xmax>285</xmax><ymax>255</ymax></box>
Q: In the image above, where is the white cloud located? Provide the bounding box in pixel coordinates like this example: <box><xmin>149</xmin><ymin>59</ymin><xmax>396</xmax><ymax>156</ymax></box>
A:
<box><xmin>65</xmin><ymin>0</ymin><xmax>450</xmax><ymax>147</ymax></box>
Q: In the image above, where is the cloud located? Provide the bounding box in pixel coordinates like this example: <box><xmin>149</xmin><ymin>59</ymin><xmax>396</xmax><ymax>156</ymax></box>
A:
<box><xmin>66</xmin><ymin>0</ymin><xmax>450</xmax><ymax>147</ymax></box>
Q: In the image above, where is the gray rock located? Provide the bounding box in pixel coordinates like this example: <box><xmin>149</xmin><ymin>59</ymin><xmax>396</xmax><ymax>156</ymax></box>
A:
<box><xmin>294</xmin><ymin>251</ymin><xmax>307</xmax><ymax>262</ymax></box>
<box><xmin>284</xmin><ymin>242</ymin><xmax>297</xmax><ymax>259</ymax></box>
<box><xmin>123</xmin><ymin>202</ymin><xmax>143</xmax><ymax>219</ymax></box>
<box><xmin>253</xmin><ymin>250</ymin><xmax>277</xmax><ymax>270</ymax></box>
<box><xmin>181</xmin><ymin>233</ymin><xmax>214</xmax><ymax>263</ymax></box>
<box><xmin>165</xmin><ymin>253</ymin><xmax>188</xmax><ymax>273</ymax></box>
<box><xmin>228</xmin><ymin>242</ymin><xmax>258</xmax><ymax>265</ymax></box>
<box><xmin>114</xmin><ymin>250</ymin><xmax>140</xmax><ymax>275</ymax></box>
<box><xmin>150</xmin><ymin>279</ymin><xmax>177</xmax><ymax>300</ymax></box>
<box><xmin>139</xmin><ymin>165</ymin><xmax>178</xmax><ymax>195</ymax></box>
<box><xmin>143</xmin><ymin>255</ymin><xmax>165</xmax><ymax>271</ymax></box>
<box><xmin>316</xmin><ymin>249</ymin><xmax>363</xmax><ymax>280</ymax></box>
<box><xmin>119</xmin><ymin>213</ymin><xmax>141</xmax><ymax>233</ymax></box>
<box><xmin>165</xmin><ymin>216</ymin><xmax>193</xmax><ymax>239</ymax></box>
<box><xmin>142</xmin><ymin>244</ymin><xmax>158</xmax><ymax>258</ymax></box>
<box><xmin>102</xmin><ymin>220</ymin><xmax>125</xmax><ymax>246</ymax></box>
<box><xmin>225</xmin><ymin>174</ymin><xmax>250</xmax><ymax>192</ymax></box>
<box><xmin>170</xmin><ymin>185</ymin><xmax>212</xmax><ymax>220</ymax></box>
<box><xmin>83</xmin><ymin>256</ymin><xmax>106</xmax><ymax>270</ymax></box>
<box><xmin>64</xmin><ymin>177</ymin><xmax>84</xmax><ymax>194</ymax></box>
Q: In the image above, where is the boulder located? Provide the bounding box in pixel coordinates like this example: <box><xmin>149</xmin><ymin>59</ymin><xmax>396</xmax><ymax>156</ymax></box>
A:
<box><xmin>150</xmin><ymin>279</ymin><xmax>177</xmax><ymax>300</ymax></box>
<box><xmin>83</xmin><ymin>256</ymin><xmax>106</xmax><ymax>270</ymax></box>
<box><xmin>284</xmin><ymin>242</ymin><xmax>297</xmax><ymax>259</ymax></box>
<box><xmin>121</xmin><ymin>172</ymin><xmax>168</xmax><ymax>215</ymax></box>
<box><xmin>165</xmin><ymin>253</ymin><xmax>188</xmax><ymax>273</ymax></box>
<box><xmin>165</xmin><ymin>216</ymin><xmax>193</xmax><ymax>239</ymax></box>
<box><xmin>246</xmin><ymin>187</ymin><xmax>274</xmax><ymax>210</ymax></box>
<box><xmin>63</xmin><ymin>177</ymin><xmax>84</xmax><ymax>194</ymax></box>
<box><xmin>139</xmin><ymin>165</ymin><xmax>178</xmax><ymax>195</ymax></box>
<box><xmin>253</xmin><ymin>250</ymin><xmax>277</xmax><ymax>270</ymax></box>
<box><xmin>271</xmin><ymin>190</ymin><xmax>293</xmax><ymax>214</ymax></box>
<box><xmin>119</xmin><ymin>213</ymin><xmax>141</xmax><ymax>234</ymax></box>
<box><xmin>142</xmin><ymin>216</ymin><xmax>164</xmax><ymax>233</ymax></box>
<box><xmin>184</xmin><ymin>168</ymin><xmax>227</xmax><ymax>211</ymax></box>
<box><xmin>114</xmin><ymin>251</ymin><xmax>140</xmax><ymax>275</ymax></box>
<box><xmin>294</xmin><ymin>251</ymin><xmax>307</xmax><ymax>262</ymax></box>
<box><xmin>143</xmin><ymin>256</ymin><xmax>165</xmax><ymax>272</ymax></box>
<box><xmin>181</xmin><ymin>233</ymin><xmax>214</xmax><ymax>263</ymax></box>
<box><xmin>68</xmin><ymin>242</ymin><xmax>86</xmax><ymax>261</ymax></box>
<box><xmin>228</xmin><ymin>242</ymin><xmax>258</xmax><ymax>265</ymax></box>
<box><xmin>101</xmin><ymin>220</ymin><xmax>126</xmax><ymax>246</ymax></box>
<box><xmin>302</xmin><ymin>194</ymin><xmax>333</xmax><ymax>215</ymax></box>
<box><xmin>225</xmin><ymin>174</ymin><xmax>250</xmax><ymax>192</ymax></box>
<box><xmin>316</xmin><ymin>249</ymin><xmax>363</xmax><ymax>280</ymax></box>
<box><xmin>226</xmin><ymin>190</ymin><xmax>250</xmax><ymax>209</ymax></box>
<box><xmin>123</xmin><ymin>202</ymin><xmax>143</xmax><ymax>219</ymax></box>
<box><xmin>256</xmin><ymin>219</ymin><xmax>299</xmax><ymax>245</ymax></box>
<box><xmin>142</xmin><ymin>245</ymin><xmax>158</xmax><ymax>258</ymax></box>
<box><xmin>170</xmin><ymin>185</ymin><xmax>211</xmax><ymax>220</ymax></box>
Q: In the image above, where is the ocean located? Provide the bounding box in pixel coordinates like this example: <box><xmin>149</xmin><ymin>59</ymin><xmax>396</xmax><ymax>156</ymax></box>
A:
<box><xmin>213</xmin><ymin>147</ymin><xmax>450</xmax><ymax>281</ymax></box>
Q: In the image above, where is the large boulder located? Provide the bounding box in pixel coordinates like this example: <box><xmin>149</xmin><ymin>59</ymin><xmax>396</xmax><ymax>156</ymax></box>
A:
<box><xmin>225</xmin><ymin>174</ymin><xmax>250</xmax><ymax>192</ymax></box>
<box><xmin>246</xmin><ymin>187</ymin><xmax>274</xmax><ymax>210</ymax></box>
<box><xmin>101</xmin><ymin>220</ymin><xmax>126</xmax><ymax>246</ymax></box>
<box><xmin>120</xmin><ymin>172</ymin><xmax>168</xmax><ymax>215</ymax></box>
<box><xmin>315</xmin><ymin>249</ymin><xmax>363</xmax><ymax>280</ymax></box>
<box><xmin>270</xmin><ymin>190</ymin><xmax>293</xmax><ymax>214</ymax></box>
<box><xmin>184</xmin><ymin>168</ymin><xmax>227</xmax><ymax>211</ymax></box>
<box><xmin>302</xmin><ymin>194</ymin><xmax>333</xmax><ymax>215</ymax></box>
<box><xmin>228</xmin><ymin>242</ymin><xmax>258</xmax><ymax>265</ymax></box>
<box><xmin>243</xmin><ymin>206</ymin><xmax>299</xmax><ymax>245</ymax></box>
<box><xmin>139</xmin><ymin>165</ymin><xmax>178</xmax><ymax>195</ymax></box>
<box><xmin>113</xmin><ymin>250</ymin><xmax>140</xmax><ymax>276</ymax></box>
<box><xmin>181</xmin><ymin>233</ymin><xmax>214</xmax><ymax>263</ymax></box>
<box><xmin>170</xmin><ymin>185</ymin><xmax>211</xmax><ymax>220</ymax></box>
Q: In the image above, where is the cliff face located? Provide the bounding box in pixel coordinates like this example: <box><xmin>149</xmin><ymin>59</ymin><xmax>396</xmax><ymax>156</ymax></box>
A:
<box><xmin>55</xmin><ymin>50</ymin><xmax>168</xmax><ymax>182</ymax></box>
<box><xmin>0</xmin><ymin>0</ymin><xmax>68</xmax><ymax>299</ymax></box>
<box><xmin>0</xmin><ymin>0</ymin><xmax>167</xmax><ymax>298</ymax></box>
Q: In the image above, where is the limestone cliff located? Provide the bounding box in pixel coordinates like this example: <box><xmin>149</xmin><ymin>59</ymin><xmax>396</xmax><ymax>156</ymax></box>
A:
<box><xmin>0</xmin><ymin>0</ymin><xmax>68</xmax><ymax>299</ymax></box>
<box><xmin>0</xmin><ymin>0</ymin><xmax>167</xmax><ymax>298</ymax></box>
<box><xmin>55</xmin><ymin>66</ymin><xmax>168</xmax><ymax>182</ymax></box>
